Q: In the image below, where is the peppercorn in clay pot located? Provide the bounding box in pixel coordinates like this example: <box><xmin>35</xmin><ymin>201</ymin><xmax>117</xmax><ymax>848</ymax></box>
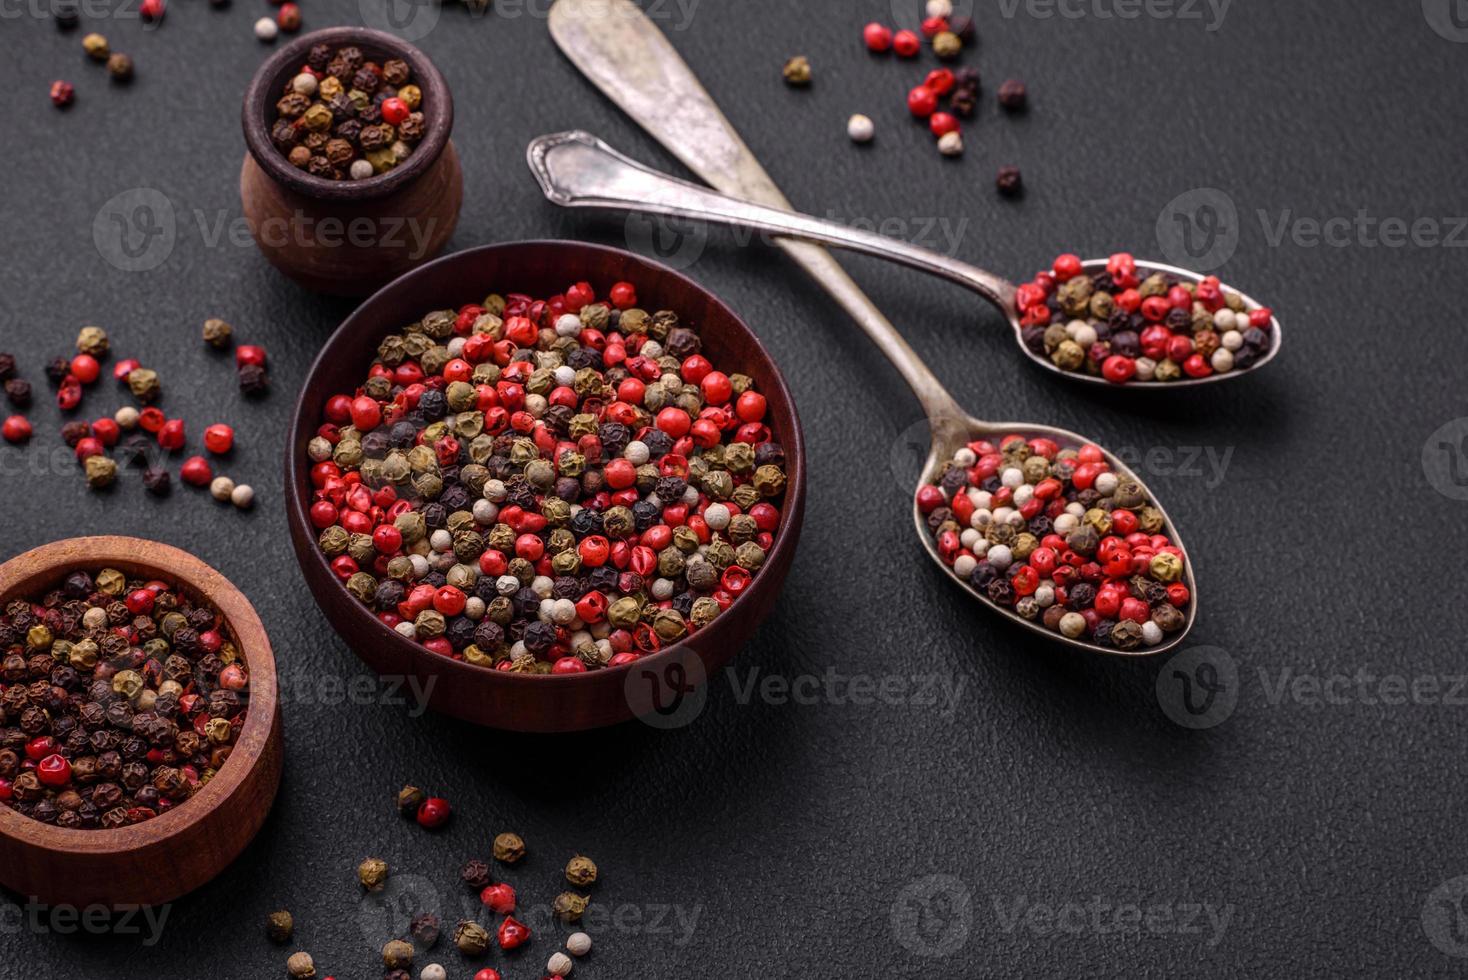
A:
<box><xmin>240</xmin><ymin>27</ymin><xmax>461</xmax><ymax>296</ymax></box>
<box><xmin>287</xmin><ymin>241</ymin><xmax>805</xmax><ymax>732</ymax></box>
<box><xmin>0</xmin><ymin>537</ymin><xmax>281</xmax><ymax>907</ymax></box>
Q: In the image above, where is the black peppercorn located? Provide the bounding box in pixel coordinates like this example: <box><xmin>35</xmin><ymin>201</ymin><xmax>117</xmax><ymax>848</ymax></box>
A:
<box><xmin>4</xmin><ymin>378</ymin><xmax>31</xmax><ymax>407</ymax></box>
<box><xmin>142</xmin><ymin>467</ymin><xmax>171</xmax><ymax>495</ymax></box>
<box><xmin>997</xmin><ymin>166</ymin><xmax>1024</xmax><ymax>198</ymax></box>
<box><xmin>52</xmin><ymin>0</ymin><xmax>80</xmax><ymax>28</ymax></box>
<box><xmin>410</xmin><ymin>912</ymin><xmax>440</xmax><ymax>949</ymax></box>
<box><xmin>998</xmin><ymin>78</ymin><xmax>1027</xmax><ymax>111</ymax></box>
<box><xmin>0</xmin><ymin>353</ymin><xmax>15</xmax><ymax>381</ymax></box>
<box><xmin>44</xmin><ymin>357</ymin><xmax>69</xmax><ymax>386</ymax></box>
<box><xmin>238</xmin><ymin>363</ymin><xmax>268</xmax><ymax>395</ymax></box>
<box><xmin>460</xmin><ymin>859</ymin><xmax>492</xmax><ymax>890</ymax></box>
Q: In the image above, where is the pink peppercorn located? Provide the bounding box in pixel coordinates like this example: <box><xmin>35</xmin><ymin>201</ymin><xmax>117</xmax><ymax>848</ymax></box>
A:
<box><xmin>862</xmin><ymin>21</ymin><xmax>892</xmax><ymax>52</ymax></box>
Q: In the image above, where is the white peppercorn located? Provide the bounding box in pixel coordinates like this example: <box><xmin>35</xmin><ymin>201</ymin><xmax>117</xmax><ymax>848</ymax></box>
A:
<box><xmin>566</xmin><ymin>932</ymin><xmax>592</xmax><ymax>956</ymax></box>
<box><xmin>210</xmin><ymin>475</ymin><xmax>236</xmax><ymax>501</ymax></box>
<box><xmin>547</xmin><ymin>952</ymin><xmax>574</xmax><ymax>976</ymax></box>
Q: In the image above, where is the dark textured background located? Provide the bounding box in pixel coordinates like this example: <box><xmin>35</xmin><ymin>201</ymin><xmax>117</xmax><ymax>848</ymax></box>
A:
<box><xmin>4</xmin><ymin>0</ymin><xmax>1468</xmax><ymax>976</ymax></box>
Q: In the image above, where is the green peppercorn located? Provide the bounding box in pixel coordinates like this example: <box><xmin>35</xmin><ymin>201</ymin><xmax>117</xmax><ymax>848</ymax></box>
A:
<box><xmin>1149</xmin><ymin>552</ymin><xmax>1183</xmax><ymax>583</ymax></box>
<box><xmin>75</xmin><ymin>326</ymin><xmax>109</xmax><ymax>357</ymax></box>
<box><xmin>382</xmin><ymin>939</ymin><xmax>413</xmax><ymax>970</ymax></box>
<box><xmin>126</xmin><ymin>367</ymin><xmax>160</xmax><ymax>403</ymax></box>
<box><xmin>553</xmin><ymin>892</ymin><xmax>589</xmax><ymax>922</ymax></box>
<box><xmin>82</xmin><ymin>32</ymin><xmax>108</xmax><ymax>60</ymax></box>
<box><xmin>202</xmin><ymin>318</ymin><xmax>233</xmax><ymax>348</ymax></box>
<box><xmin>782</xmin><ymin>55</ymin><xmax>812</xmax><ymax>85</ymax></box>
<box><xmin>1152</xmin><ymin>603</ymin><xmax>1185</xmax><ymax>633</ymax></box>
<box><xmin>84</xmin><ymin>455</ymin><xmax>117</xmax><ymax>489</ymax></box>
<box><xmin>652</xmin><ymin>608</ymin><xmax>686</xmax><ymax>642</ymax></box>
<box><xmin>266</xmin><ymin>910</ymin><xmax>294</xmax><ymax>945</ymax></box>
<box><xmin>453</xmin><ymin>920</ymin><xmax>489</xmax><ymax>957</ymax></box>
<box><xmin>566</xmin><ymin>855</ymin><xmax>598</xmax><ymax>887</ymax></box>
<box><xmin>932</xmin><ymin>30</ymin><xmax>962</xmax><ymax>58</ymax></box>
<box><xmin>358</xmin><ymin>857</ymin><xmax>389</xmax><ymax>891</ymax></box>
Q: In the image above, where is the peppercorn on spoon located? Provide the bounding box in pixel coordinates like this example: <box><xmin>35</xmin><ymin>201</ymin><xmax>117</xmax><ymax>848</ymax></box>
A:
<box><xmin>544</xmin><ymin>0</ymin><xmax>1196</xmax><ymax>654</ymax></box>
<box><xmin>528</xmin><ymin>130</ymin><xmax>1281</xmax><ymax>389</ymax></box>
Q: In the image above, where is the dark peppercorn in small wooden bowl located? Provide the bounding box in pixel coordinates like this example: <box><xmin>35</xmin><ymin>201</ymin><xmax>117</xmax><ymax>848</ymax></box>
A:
<box><xmin>0</xmin><ymin>537</ymin><xmax>283</xmax><ymax>908</ymax></box>
<box><xmin>286</xmin><ymin>241</ymin><xmax>806</xmax><ymax>732</ymax></box>
<box><xmin>241</xmin><ymin>27</ymin><xmax>462</xmax><ymax>296</ymax></box>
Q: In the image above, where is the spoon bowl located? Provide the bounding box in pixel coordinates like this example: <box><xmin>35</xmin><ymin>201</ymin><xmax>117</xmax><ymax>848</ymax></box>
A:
<box><xmin>915</xmin><ymin>414</ymin><xmax>1198</xmax><ymax>656</ymax></box>
<box><xmin>528</xmin><ymin>131</ymin><xmax>1282</xmax><ymax>390</ymax></box>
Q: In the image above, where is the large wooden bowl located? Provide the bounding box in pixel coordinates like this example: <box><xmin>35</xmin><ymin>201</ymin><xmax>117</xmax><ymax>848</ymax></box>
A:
<box><xmin>286</xmin><ymin>241</ymin><xmax>806</xmax><ymax>732</ymax></box>
<box><xmin>0</xmin><ymin>537</ymin><xmax>283</xmax><ymax>908</ymax></box>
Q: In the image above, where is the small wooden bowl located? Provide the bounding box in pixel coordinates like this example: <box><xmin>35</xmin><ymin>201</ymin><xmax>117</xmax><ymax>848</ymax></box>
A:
<box><xmin>0</xmin><ymin>537</ymin><xmax>283</xmax><ymax>908</ymax></box>
<box><xmin>286</xmin><ymin>241</ymin><xmax>806</xmax><ymax>732</ymax></box>
<box><xmin>240</xmin><ymin>27</ymin><xmax>462</xmax><ymax>296</ymax></box>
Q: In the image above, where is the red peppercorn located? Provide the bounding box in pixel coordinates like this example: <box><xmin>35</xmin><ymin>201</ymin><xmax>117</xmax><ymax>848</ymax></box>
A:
<box><xmin>1052</xmin><ymin>253</ymin><xmax>1083</xmax><ymax>282</ymax></box>
<box><xmin>203</xmin><ymin>423</ymin><xmax>234</xmax><ymax>454</ymax></box>
<box><xmin>73</xmin><ymin>357</ymin><xmax>101</xmax><ymax>385</ymax></box>
<box><xmin>91</xmin><ymin>418</ymin><xmax>120</xmax><ymax>446</ymax></box>
<box><xmin>929</xmin><ymin>112</ymin><xmax>959</xmax><ymax>137</ymax></box>
<box><xmin>1165</xmin><ymin>334</ymin><xmax>1194</xmax><ymax>363</ymax></box>
<box><xmin>157</xmin><ymin>418</ymin><xmax>185</xmax><ymax>451</ymax></box>
<box><xmin>139</xmin><ymin>0</ymin><xmax>163</xmax><ymax>19</ymax></box>
<box><xmin>907</xmin><ymin>85</ymin><xmax>938</xmax><ymax>118</ymax></box>
<box><xmin>276</xmin><ymin>2</ymin><xmax>300</xmax><ymax>30</ymax></box>
<box><xmin>474</xmin><ymin>971</ymin><xmax>502</xmax><ymax>980</ymax></box>
<box><xmin>236</xmin><ymin>345</ymin><xmax>267</xmax><ymax>367</ymax></box>
<box><xmin>37</xmin><ymin>754</ymin><xmax>72</xmax><ymax>788</ymax></box>
<box><xmin>924</xmin><ymin>68</ymin><xmax>956</xmax><ymax>94</ymax></box>
<box><xmin>1183</xmin><ymin>353</ymin><xmax>1213</xmax><ymax>378</ymax></box>
<box><xmin>920</xmin><ymin>14</ymin><xmax>948</xmax><ymax>36</ymax></box>
<box><xmin>497</xmin><ymin>917</ymin><xmax>531</xmax><ymax>950</ymax></box>
<box><xmin>114</xmin><ymin>358</ymin><xmax>141</xmax><ymax>381</ymax></box>
<box><xmin>57</xmin><ymin>380</ymin><xmax>81</xmax><ymax>411</ymax></box>
<box><xmin>372</xmin><ymin>525</ymin><xmax>402</xmax><ymax>554</ymax></box>
<box><xmin>1101</xmin><ymin>355</ymin><xmax>1136</xmax><ymax>384</ymax></box>
<box><xmin>180</xmin><ymin>455</ymin><xmax>213</xmax><ymax>486</ymax></box>
<box><xmin>381</xmin><ymin>96</ymin><xmax>409</xmax><ymax>125</ymax></box>
<box><xmin>1140</xmin><ymin>296</ymin><xmax>1172</xmax><ymax>322</ymax></box>
<box><xmin>25</xmin><ymin>737</ymin><xmax>55</xmax><ymax>761</ymax></box>
<box><xmin>893</xmin><ymin>29</ymin><xmax>921</xmax><ymax>56</ymax></box>
<box><xmin>350</xmin><ymin>395</ymin><xmax>381</xmax><ymax>431</ymax></box>
<box><xmin>734</xmin><ymin>390</ymin><xmax>767</xmax><ymax>423</ymax></box>
<box><xmin>416</xmin><ymin>797</ymin><xmax>452</xmax><ymax>830</ymax></box>
<box><xmin>433</xmin><ymin>586</ymin><xmax>467</xmax><ymax>616</ymax></box>
<box><xmin>74</xmin><ymin>437</ymin><xmax>103</xmax><ymax>461</ymax></box>
<box><xmin>0</xmin><ymin>780</ymin><xmax>11</xmax><ymax>803</ymax></box>
<box><xmin>50</xmin><ymin>80</ymin><xmax>75</xmax><ymax>108</ymax></box>
<box><xmin>1249</xmin><ymin>307</ymin><xmax>1274</xmax><ymax>328</ymax></box>
<box><xmin>553</xmin><ymin>656</ymin><xmax>587</xmax><ymax>675</ymax></box>
<box><xmin>481</xmin><ymin>883</ymin><xmax>516</xmax><ymax>914</ymax></box>
<box><xmin>916</xmin><ymin>485</ymin><xmax>945</xmax><ymax>513</ymax></box>
<box><xmin>138</xmin><ymin>406</ymin><xmax>165</xmax><ymax>432</ymax></box>
<box><xmin>125</xmin><ymin>588</ymin><xmax>155</xmax><ymax>615</ymax></box>
<box><xmin>1</xmin><ymin>416</ymin><xmax>31</xmax><ymax>444</ymax></box>
<box><xmin>862</xmin><ymin>21</ymin><xmax>892</xmax><ymax>51</ymax></box>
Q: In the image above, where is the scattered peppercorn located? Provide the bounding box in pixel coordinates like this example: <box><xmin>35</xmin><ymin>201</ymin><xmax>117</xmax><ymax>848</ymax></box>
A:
<box><xmin>143</xmin><ymin>466</ymin><xmax>171</xmax><ymax>495</ymax></box>
<box><xmin>127</xmin><ymin>367</ymin><xmax>161</xmax><ymax>404</ymax></box>
<box><xmin>782</xmin><ymin>55</ymin><xmax>811</xmax><ymax>86</ymax></box>
<box><xmin>106</xmin><ymin>53</ymin><xmax>134</xmax><ymax>84</ymax></box>
<box><xmin>547</xmin><ymin>952</ymin><xmax>574</xmax><ymax>976</ymax></box>
<box><xmin>254</xmin><ymin>16</ymin><xmax>278</xmax><ymax>41</ymax></box>
<box><xmin>565</xmin><ymin>855</ymin><xmax>598</xmax><ymax>887</ymax></box>
<box><xmin>53</xmin><ymin>0</ymin><xmax>79</xmax><ymax>29</ymax></box>
<box><xmin>276</xmin><ymin>1</ymin><xmax>301</xmax><ymax>32</ymax></box>
<box><xmin>553</xmin><ymin>892</ymin><xmax>589</xmax><ymax>923</ymax></box>
<box><xmin>5</xmin><ymin>379</ymin><xmax>31</xmax><ymax>408</ymax></box>
<box><xmin>358</xmin><ymin>856</ymin><xmax>389</xmax><ymax>891</ymax></box>
<box><xmin>2</xmin><ymin>416</ymin><xmax>32</xmax><ymax>444</ymax></box>
<box><xmin>493</xmin><ymin>832</ymin><xmax>525</xmax><ymax>864</ymax></box>
<box><xmin>203</xmin><ymin>318</ymin><xmax>234</xmax><ymax>349</ymax></box>
<box><xmin>1014</xmin><ymin>252</ymin><xmax>1272</xmax><ymax>382</ymax></box>
<box><xmin>996</xmin><ymin>166</ymin><xmax>1024</xmax><ymax>198</ymax></box>
<box><xmin>932</xmin><ymin>30</ymin><xmax>961</xmax><ymax>59</ymax></box>
<box><xmin>50</xmin><ymin>81</ymin><xmax>75</xmax><ymax>109</ymax></box>
<box><xmin>998</xmin><ymin>78</ymin><xmax>1027</xmax><ymax>111</ymax></box>
<box><xmin>410</xmin><ymin>911</ymin><xmax>441</xmax><ymax>949</ymax></box>
<box><xmin>382</xmin><ymin>939</ymin><xmax>414</xmax><ymax>970</ymax></box>
<box><xmin>84</xmin><ymin>454</ymin><xmax>117</xmax><ymax>489</ymax></box>
<box><xmin>286</xmin><ymin>951</ymin><xmax>315</xmax><ymax>979</ymax></box>
<box><xmin>918</xmin><ymin>432</ymin><xmax>1192</xmax><ymax>649</ymax></box>
<box><xmin>266</xmin><ymin>910</ymin><xmax>294</xmax><ymax>944</ymax></box>
<box><xmin>0</xmin><ymin>570</ymin><xmax>249</xmax><ymax>827</ymax></box>
<box><xmin>82</xmin><ymin>32</ymin><xmax>108</xmax><ymax>60</ymax></box>
<box><xmin>454</xmin><ymin>920</ymin><xmax>491</xmax><ymax>957</ymax></box>
<box><xmin>937</xmin><ymin>130</ymin><xmax>963</xmax><ymax>157</ymax></box>
<box><xmin>847</xmin><ymin>113</ymin><xmax>874</xmax><ymax>143</ymax></box>
<box><xmin>306</xmin><ymin>283</ymin><xmax>787</xmax><ymax>673</ymax></box>
<box><xmin>567</xmin><ymin>932</ymin><xmax>592</xmax><ymax>956</ymax></box>
<box><xmin>396</xmin><ymin>783</ymin><xmax>427</xmax><ymax>817</ymax></box>
<box><xmin>416</xmin><ymin>795</ymin><xmax>451</xmax><ymax>829</ymax></box>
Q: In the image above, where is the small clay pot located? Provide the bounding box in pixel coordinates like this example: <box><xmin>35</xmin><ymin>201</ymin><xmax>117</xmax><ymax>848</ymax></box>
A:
<box><xmin>241</xmin><ymin>27</ymin><xmax>462</xmax><ymax>296</ymax></box>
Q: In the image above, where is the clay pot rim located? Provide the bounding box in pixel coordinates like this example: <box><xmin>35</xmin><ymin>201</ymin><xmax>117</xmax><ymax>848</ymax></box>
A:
<box><xmin>0</xmin><ymin>536</ymin><xmax>280</xmax><ymax>857</ymax></box>
<box><xmin>284</xmin><ymin>239</ymin><xmax>807</xmax><ymax>692</ymax></box>
<box><xmin>241</xmin><ymin>26</ymin><xmax>455</xmax><ymax>202</ymax></box>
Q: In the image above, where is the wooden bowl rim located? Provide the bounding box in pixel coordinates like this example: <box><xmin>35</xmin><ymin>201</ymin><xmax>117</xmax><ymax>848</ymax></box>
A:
<box><xmin>285</xmin><ymin>239</ymin><xmax>807</xmax><ymax>690</ymax></box>
<box><xmin>0</xmin><ymin>536</ymin><xmax>278</xmax><ymax>857</ymax></box>
<box><xmin>241</xmin><ymin>26</ymin><xmax>455</xmax><ymax>202</ymax></box>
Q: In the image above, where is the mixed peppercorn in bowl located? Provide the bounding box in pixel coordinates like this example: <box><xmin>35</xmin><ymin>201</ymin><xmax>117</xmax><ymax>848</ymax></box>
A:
<box><xmin>287</xmin><ymin>241</ymin><xmax>805</xmax><ymax>730</ymax></box>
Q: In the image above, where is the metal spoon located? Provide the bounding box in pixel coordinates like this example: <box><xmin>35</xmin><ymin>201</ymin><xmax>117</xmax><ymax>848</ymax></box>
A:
<box><xmin>544</xmin><ymin>0</ymin><xmax>1197</xmax><ymax>654</ymax></box>
<box><xmin>528</xmin><ymin>130</ymin><xmax>1280</xmax><ymax>390</ymax></box>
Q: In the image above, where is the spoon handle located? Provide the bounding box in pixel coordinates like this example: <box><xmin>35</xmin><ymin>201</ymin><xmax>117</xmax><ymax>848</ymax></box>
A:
<box><xmin>529</xmin><ymin>130</ymin><xmax>1018</xmax><ymax>317</ymax></box>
